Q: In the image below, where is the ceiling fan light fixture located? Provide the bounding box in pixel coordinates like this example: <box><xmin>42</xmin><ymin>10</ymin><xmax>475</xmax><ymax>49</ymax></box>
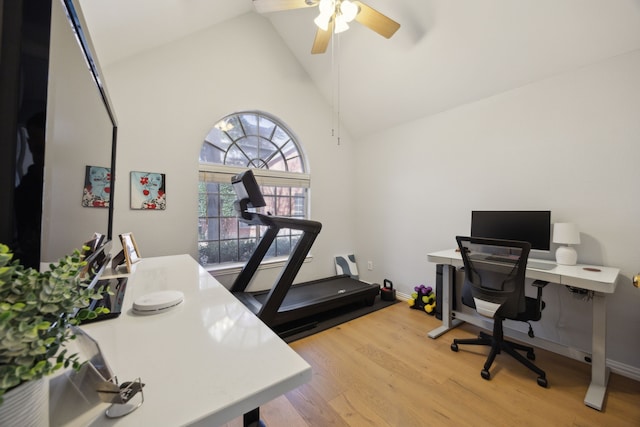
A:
<box><xmin>314</xmin><ymin>13</ymin><xmax>332</xmax><ymax>31</ymax></box>
<box><xmin>315</xmin><ymin>0</ymin><xmax>335</xmax><ymax>31</ymax></box>
<box><xmin>340</xmin><ymin>0</ymin><xmax>358</xmax><ymax>23</ymax></box>
<box><xmin>334</xmin><ymin>14</ymin><xmax>350</xmax><ymax>33</ymax></box>
<box><xmin>318</xmin><ymin>0</ymin><xmax>335</xmax><ymax>14</ymax></box>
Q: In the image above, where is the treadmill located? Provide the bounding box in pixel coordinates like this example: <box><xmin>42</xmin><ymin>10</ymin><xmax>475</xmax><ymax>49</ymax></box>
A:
<box><xmin>229</xmin><ymin>170</ymin><xmax>380</xmax><ymax>335</ymax></box>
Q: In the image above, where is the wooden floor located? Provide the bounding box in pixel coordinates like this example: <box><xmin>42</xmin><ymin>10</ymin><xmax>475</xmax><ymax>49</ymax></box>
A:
<box><xmin>222</xmin><ymin>303</ymin><xmax>640</xmax><ymax>427</ymax></box>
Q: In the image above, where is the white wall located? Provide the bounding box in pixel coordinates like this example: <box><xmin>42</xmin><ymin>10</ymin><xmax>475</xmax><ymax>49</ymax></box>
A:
<box><xmin>43</xmin><ymin>0</ymin><xmax>113</xmax><ymax>262</ymax></box>
<box><xmin>103</xmin><ymin>13</ymin><xmax>358</xmax><ymax>289</ymax></box>
<box><xmin>353</xmin><ymin>49</ymin><xmax>640</xmax><ymax>371</ymax></box>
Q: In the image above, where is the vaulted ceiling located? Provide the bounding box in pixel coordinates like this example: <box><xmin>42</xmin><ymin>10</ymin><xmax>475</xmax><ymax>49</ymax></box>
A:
<box><xmin>79</xmin><ymin>0</ymin><xmax>640</xmax><ymax>139</ymax></box>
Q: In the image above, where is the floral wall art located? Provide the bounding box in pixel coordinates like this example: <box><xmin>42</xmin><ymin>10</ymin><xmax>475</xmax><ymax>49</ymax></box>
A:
<box><xmin>130</xmin><ymin>171</ymin><xmax>166</xmax><ymax>210</ymax></box>
<box><xmin>82</xmin><ymin>165</ymin><xmax>111</xmax><ymax>208</ymax></box>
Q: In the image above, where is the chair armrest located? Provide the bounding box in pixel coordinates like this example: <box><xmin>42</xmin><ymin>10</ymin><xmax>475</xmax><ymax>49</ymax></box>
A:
<box><xmin>532</xmin><ymin>280</ymin><xmax>549</xmax><ymax>288</ymax></box>
<box><xmin>531</xmin><ymin>280</ymin><xmax>548</xmax><ymax>311</ymax></box>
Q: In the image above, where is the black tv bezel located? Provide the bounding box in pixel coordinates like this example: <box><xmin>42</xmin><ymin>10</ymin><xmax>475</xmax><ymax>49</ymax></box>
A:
<box><xmin>470</xmin><ymin>210</ymin><xmax>552</xmax><ymax>251</ymax></box>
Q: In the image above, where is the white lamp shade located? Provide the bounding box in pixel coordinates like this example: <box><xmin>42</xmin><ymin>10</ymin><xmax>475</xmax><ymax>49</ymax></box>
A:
<box><xmin>553</xmin><ymin>223</ymin><xmax>580</xmax><ymax>245</ymax></box>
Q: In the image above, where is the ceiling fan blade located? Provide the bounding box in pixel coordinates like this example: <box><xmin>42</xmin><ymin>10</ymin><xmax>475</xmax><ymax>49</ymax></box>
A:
<box><xmin>353</xmin><ymin>1</ymin><xmax>401</xmax><ymax>39</ymax></box>
<box><xmin>253</xmin><ymin>0</ymin><xmax>317</xmax><ymax>14</ymax></box>
<box><xmin>311</xmin><ymin>21</ymin><xmax>334</xmax><ymax>54</ymax></box>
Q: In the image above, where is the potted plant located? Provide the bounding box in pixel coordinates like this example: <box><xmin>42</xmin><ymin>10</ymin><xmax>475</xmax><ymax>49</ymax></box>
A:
<box><xmin>0</xmin><ymin>243</ymin><xmax>109</xmax><ymax>418</ymax></box>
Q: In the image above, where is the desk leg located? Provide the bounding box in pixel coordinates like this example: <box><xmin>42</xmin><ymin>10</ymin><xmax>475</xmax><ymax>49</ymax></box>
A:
<box><xmin>244</xmin><ymin>408</ymin><xmax>266</xmax><ymax>427</ymax></box>
<box><xmin>584</xmin><ymin>292</ymin><xmax>610</xmax><ymax>411</ymax></box>
<box><xmin>428</xmin><ymin>264</ymin><xmax>463</xmax><ymax>338</ymax></box>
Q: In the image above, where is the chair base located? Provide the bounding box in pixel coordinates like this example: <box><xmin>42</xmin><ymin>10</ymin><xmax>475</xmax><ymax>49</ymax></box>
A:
<box><xmin>451</xmin><ymin>324</ymin><xmax>548</xmax><ymax>388</ymax></box>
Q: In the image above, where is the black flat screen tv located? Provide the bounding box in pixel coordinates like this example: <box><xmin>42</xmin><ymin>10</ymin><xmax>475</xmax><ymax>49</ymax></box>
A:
<box><xmin>470</xmin><ymin>211</ymin><xmax>551</xmax><ymax>251</ymax></box>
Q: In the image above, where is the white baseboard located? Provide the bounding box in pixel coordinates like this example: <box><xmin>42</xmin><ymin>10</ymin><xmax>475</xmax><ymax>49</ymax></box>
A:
<box><xmin>608</xmin><ymin>359</ymin><xmax>640</xmax><ymax>382</ymax></box>
<box><xmin>394</xmin><ymin>290</ymin><xmax>640</xmax><ymax>382</ymax></box>
<box><xmin>396</xmin><ymin>291</ymin><xmax>410</xmax><ymax>301</ymax></box>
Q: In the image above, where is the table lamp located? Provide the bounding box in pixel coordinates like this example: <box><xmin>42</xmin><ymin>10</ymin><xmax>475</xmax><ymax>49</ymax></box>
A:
<box><xmin>553</xmin><ymin>222</ymin><xmax>580</xmax><ymax>265</ymax></box>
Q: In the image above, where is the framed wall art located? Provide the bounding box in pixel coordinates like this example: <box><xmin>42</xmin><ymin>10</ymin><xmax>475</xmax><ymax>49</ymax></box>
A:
<box><xmin>130</xmin><ymin>171</ymin><xmax>166</xmax><ymax>210</ymax></box>
<box><xmin>82</xmin><ymin>165</ymin><xmax>111</xmax><ymax>208</ymax></box>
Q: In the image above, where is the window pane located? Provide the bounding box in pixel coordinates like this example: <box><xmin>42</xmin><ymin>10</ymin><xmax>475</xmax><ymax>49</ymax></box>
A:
<box><xmin>276</xmin><ymin>187</ymin><xmax>290</xmax><ymax>196</ymax></box>
<box><xmin>265</xmin><ymin>240</ymin><xmax>277</xmax><ymax>258</ymax></box>
<box><xmin>272</xmin><ymin>126</ymin><xmax>290</xmax><ymax>148</ymax></box>
<box><xmin>275</xmin><ymin>197</ymin><xmax>291</xmax><ymax>216</ymax></box>
<box><xmin>281</xmin><ymin>141</ymin><xmax>297</xmax><ymax>158</ymax></box>
<box><xmin>199</xmin><ymin>241</ymin><xmax>219</xmax><ymax>265</ymax></box>
<box><xmin>258</xmin><ymin>139</ymin><xmax>277</xmax><ymax>162</ymax></box>
<box><xmin>258</xmin><ymin>117</ymin><xmax>276</xmax><ymax>138</ymax></box>
<box><xmin>238</xmin><ymin>222</ymin><xmax>257</xmax><ymax>239</ymax></box>
<box><xmin>220</xmin><ymin>240</ymin><xmax>238</xmax><ymax>263</ymax></box>
<box><xmin>220</xmin><ymin>186</ymin><xmax>236</xmax><ymax>217</ymax></box>
<box><xmin>287</xmin><ymin>156</ymin><xmax>302</xmax><ymax>172</ymax></box>
<box><xmin>262</xmin><ymin>186</ymin><xmax>276</xmax><ymax>196</ymax></box>
<box><xmin>239</xmin><ymin>238</ymin><xmax>257</xmax><ymax>262</ymax></box>
<box><xmin>204</xmin><ymin>180</ymin><xmax>219</xmax><ymax>193</ymax></box>
<box><xmin>220</xmin><ymin>218</ymin><xmax>238</xmax><ymax>239</ymax></box>
<box><xmin>239</xmin><ymin>113</ymin><xmax>258</xmax><ymax>137</ymax></box>
<box><xmin>204</xmin><ymin>127</ymin><xmax>233</xmax><ymax>151</ymax></box>
<box><xmin>207</xmin><ymin>195</ymin><xmax>219</xmax><ymax>216</ymax></box>
<box><xmin>200</xmin><ymin>142</ymin><xmax>225</xmax><ymax>164</ymax></box>
<box><xmin>291</xmin><ymin>234</ymin><xmax>301</xmax><ymax>248</ymax></box>
<box><xmin>226</xmin><ymin>144</ymin><xmax>249</xmax><ymax>167</ymax></box>
<box><xmin>276</xmin><ymin>236</ymin><xmax>291</xmax><ymax>257</ymax></box>
<box><xmin>198</xmin><ymin>218</ymin><xmax>207</xmax><ymax>240</ymax></box>
<box><xmin>266</xmin><ymin>151</ymin><xmax>286</xmax><ymax>171</ymax></box>
<box><xmin>292</xmin><ymin>197</ymin><xmax>305</xmax><ymax>216</ymax></box>
<box><xmin>225</xmin><ymin>116</ymin><xmax>245</xmax><ymax>141</ymax></box>
<box><xmin>205</xmin><ymin>218</ymin><xmax>219</xmax><ymax>240</ymax></box>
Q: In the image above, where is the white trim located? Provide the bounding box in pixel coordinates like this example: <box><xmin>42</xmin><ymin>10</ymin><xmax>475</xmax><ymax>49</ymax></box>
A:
<box><xmin>608</xmin><ymin>359</ymin><xmax>640</xmax><ymax>382</ymax></box>
<box><xmin>199</xmin><ymin>164</ymin><xmax>310</xmax><ymax>188</ymax></box>
<box><xmin>206</xmin><ymin>254</ymin><xmax>313</xmax><ymax>277</ymax></box>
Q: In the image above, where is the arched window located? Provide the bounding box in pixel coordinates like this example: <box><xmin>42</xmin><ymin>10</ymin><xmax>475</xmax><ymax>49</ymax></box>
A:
<box><xmin>198</xmin><ymin>111</ymin><xmax>309</xmax><ymax>267</ymax></box>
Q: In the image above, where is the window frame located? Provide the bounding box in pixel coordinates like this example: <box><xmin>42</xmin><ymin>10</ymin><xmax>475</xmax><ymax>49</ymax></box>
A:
<box><xmin>198</xmin><ymin>112</ymin><xmax>310</xmax><ymax>274</ymax></box>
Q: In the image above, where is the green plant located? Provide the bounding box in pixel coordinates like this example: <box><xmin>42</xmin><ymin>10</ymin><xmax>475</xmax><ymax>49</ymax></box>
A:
<box><xmin>0</xmin><ymin>244</ymin><xmax>109</xmax><ymax>404</ymax></box>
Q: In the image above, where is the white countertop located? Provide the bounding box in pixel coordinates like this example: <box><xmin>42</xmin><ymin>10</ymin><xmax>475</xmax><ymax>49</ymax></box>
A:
<box><xmin>50</xmin><ymin>254</ymin><xmax>311</xmax><ymax>426</ymax></box>
<box><xmin>427</xmin><ymin>249</ymin><xmax>619</xmax><ymax>293</ymax></box>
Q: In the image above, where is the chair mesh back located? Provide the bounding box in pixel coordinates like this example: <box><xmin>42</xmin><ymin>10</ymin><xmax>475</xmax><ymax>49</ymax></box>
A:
<box><xmin>456</xmin><ymin>236</ymin><xmax>530</xmax><ymax>319</ymax></box>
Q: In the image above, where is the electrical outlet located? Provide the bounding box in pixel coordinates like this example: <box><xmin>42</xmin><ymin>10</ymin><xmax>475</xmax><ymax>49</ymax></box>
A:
<box><xmin>367</xmin><ymin>261</ymin><xmax>373</xmax><ymax>270</ymax></box>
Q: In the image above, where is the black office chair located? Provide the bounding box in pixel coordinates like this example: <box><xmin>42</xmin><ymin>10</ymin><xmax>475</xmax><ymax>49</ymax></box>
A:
<box><xmin>451</xmin><ymin>236</ymin><xmax>548</xmax><ymax>387</ymax></box>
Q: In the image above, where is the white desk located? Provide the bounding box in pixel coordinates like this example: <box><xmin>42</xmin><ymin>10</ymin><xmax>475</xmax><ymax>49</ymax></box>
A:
<box><xmin>427</xmin><ymin>249</ymin><xmax>619</xmax><ymax>411</ymax></box>
<box><xmin>50</xmin><ymin>254</ymin><xmax>312</xmax><ymax>426</ymax></box>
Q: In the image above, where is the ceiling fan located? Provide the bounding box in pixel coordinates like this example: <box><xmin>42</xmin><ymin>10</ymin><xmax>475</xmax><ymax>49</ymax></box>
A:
<box><xmin>253</xmin><ymin>0</ymin><xmax>401</xmax><ymax>54</ymax></box>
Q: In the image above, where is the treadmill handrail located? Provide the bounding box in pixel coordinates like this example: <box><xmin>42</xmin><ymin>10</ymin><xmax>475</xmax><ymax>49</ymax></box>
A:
<box><xmin>238</xmin><ymin>212</ymin><xmax>322</xmax><ymax>234</ymax></box>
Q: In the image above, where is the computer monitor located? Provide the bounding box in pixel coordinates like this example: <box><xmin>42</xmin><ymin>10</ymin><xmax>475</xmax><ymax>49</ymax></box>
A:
<box><xmin>470</xmin><ymin>211</ymin><xmax>551</xmax><ymax>251</ymax></box>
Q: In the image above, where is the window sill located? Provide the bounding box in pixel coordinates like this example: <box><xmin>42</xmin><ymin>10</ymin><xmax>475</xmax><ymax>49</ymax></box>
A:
<box><xmin>205</xmin><ymin>254</ymin><xmax>313</xmax><ymax>277</ymax></box>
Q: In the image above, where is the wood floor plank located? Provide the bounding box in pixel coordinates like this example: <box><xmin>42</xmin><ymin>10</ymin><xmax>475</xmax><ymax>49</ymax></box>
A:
<box><xmin>222</xmin><ymin>303</ymin><xmax>640</xmax><ymax>427</ymax></box>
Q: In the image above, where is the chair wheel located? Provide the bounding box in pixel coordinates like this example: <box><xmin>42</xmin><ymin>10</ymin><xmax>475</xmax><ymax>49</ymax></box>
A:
<box><xmin>481</xmin><ymin>369</ymin><xmax>491</xmax><ymax>380</ymax></box>
<box><xmin>451</xmin><ymin>343</ymin><xmax>458</xmax><ymax>352</ymax></box>
<box><xmin>527</xmin><ymin>351</ymin><xmax>536</xmax><ymax>360</ymax></box>
<box><xmin>537</xmin><ymin>377</ymin><xmax>548</xmax><ymax>388</ymax></box>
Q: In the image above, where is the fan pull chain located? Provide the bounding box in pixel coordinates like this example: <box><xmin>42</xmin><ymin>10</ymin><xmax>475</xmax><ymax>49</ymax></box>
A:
<box><xmin>331</xmin><ymin>31</ymin><xmax>341</xmax><ymax>145</ymax></box>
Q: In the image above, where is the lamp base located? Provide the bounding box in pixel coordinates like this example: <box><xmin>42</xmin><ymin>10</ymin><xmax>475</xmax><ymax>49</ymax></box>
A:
<box><xmin>556</xmin><ymin>245</ymin><xmax>577</xmax><ymax>265</ymax></box>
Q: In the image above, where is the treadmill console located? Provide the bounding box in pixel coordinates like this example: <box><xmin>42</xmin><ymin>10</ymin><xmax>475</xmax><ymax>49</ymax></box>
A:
<box><xmin>231</xmin><ymin>170</ymin><xmax>266</xmax><ymax>220</ymax></box>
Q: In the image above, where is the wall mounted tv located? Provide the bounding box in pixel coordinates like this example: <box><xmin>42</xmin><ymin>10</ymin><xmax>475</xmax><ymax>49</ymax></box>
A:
<box><xmin>470</xmin><ymin>211</ymin><xmax>551</xmax><ymax>251</ymax></box>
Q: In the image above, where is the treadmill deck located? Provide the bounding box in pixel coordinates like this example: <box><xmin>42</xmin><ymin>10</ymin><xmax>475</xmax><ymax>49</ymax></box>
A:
<box><xmin>233</xmin><ymin>275</ymin><xmax>380</xmax><ymax>327</ymax></box>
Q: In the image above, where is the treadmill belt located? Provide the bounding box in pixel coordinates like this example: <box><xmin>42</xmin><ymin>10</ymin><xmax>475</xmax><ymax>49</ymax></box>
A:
<box><xmin>253</xmin><ymin>276</ymin><xmax>372</xmax><ymax>306</ymax></box>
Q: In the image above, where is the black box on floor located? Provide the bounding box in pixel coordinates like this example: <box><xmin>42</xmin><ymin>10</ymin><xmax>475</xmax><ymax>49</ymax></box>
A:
<box><xmin>435</xmin><ymin>264</ymin><xmax>456</xmax><ymax>320</ymax></box>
